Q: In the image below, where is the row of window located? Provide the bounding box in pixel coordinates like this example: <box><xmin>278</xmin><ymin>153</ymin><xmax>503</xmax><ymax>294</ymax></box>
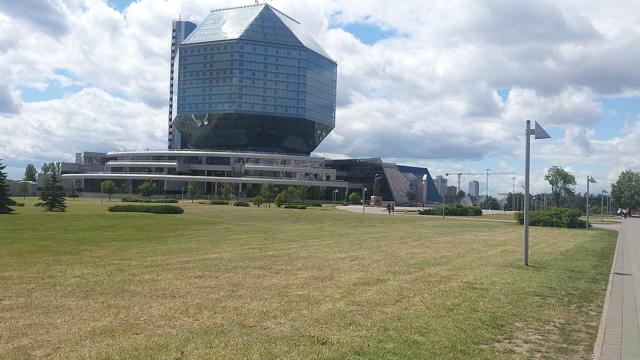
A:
<box><xmin>179</xmin><ymin>85</ymin><xmax>304</xmax><ymax>98</ymax></box>
<box><xmin>183</xmin><ymin>42</ymin><xmax>303</xmax><ymax>58</ymax></box>
<box><xmin>181</xmin><ymin>52</ymin><xmax>305</xmax><ymax>67</ymax></box>
<box><xmin>178</xmin><ymin>102</ymin><xmax>305</xmax><ymax>115</ymax></box>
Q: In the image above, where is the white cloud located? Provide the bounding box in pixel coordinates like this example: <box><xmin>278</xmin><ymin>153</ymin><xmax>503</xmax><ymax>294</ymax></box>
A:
<box><xmin>0</xmin><ymin>88</ymin><xmax>164</xmax><ymax>164</ymax></box>
<box><xmin>1</xmin><ymin>0</ymin><xmax>640</xmax><ymax>186</ymax></box>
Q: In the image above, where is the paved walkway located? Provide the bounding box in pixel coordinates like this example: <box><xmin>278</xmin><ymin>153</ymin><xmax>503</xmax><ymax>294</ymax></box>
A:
<box><xmin>594</xmin><ymin>218</ymin><xmax>640</xmax><ymax>359</ymax></box>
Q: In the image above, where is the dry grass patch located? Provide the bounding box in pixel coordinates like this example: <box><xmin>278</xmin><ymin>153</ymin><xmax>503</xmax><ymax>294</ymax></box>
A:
<box><xmin>0</xmin><ymin>198</ymin><xmax>615</xmax><ymax>359</ymax></box>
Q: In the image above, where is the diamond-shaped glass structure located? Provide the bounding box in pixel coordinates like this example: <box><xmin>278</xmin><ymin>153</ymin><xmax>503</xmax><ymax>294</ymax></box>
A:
<box><xmin>171</xmin><ymin>4</ymin><xmax>337</xmax><ymax>155</ymax></box>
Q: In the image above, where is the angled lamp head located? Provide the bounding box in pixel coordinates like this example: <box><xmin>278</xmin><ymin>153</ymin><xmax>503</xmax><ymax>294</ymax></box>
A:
<box><xmin>534</xmin><ymin>121</ymin><xmax>551</xmax><ymax>139</ymax></box>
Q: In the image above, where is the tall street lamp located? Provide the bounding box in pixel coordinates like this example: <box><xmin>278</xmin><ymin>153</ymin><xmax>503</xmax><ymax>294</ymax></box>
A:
<box><xmin>586</xmin><ymin>176</ymin><xmax>597</xmax><ymax>229</ymax></box>
<box><xmin>523</xmin><ymin>120</ymin><xmax>551</xmax><ymax>266</ymax></box>
<box><xmin>362</xmin><ymin>187</ymin><xmax>367</xmax><ymax>214</ymax></box>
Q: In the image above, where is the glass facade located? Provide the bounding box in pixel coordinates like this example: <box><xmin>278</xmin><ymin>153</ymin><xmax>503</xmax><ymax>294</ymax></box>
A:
<box><xmin>172</xmin><ymin>4</ymin><xmax>337</xmax><ymax>154</ymax></box>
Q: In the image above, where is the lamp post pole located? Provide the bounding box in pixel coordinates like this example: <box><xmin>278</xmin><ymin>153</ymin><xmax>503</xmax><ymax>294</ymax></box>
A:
<box><xmin>586</xmin><ymin>177</ymin><xmax>590</xmax><ymax>229</ymax></box>
<box><xmin>512</xmin><ymin>177</ymin><xmax>516</xmax><ymax>211</ymax></box>
<box><xmin>485</xmin><ymin>168</ymin><xmax>491</xmax><ymax>210</ymax></box>
<box><xmin>524</xmin><ymin>122</ymin><xmax>531</xmax><ymax>266</ymax></box>
<box><xmin>586</xmin><ymin>176</ymin><xmax>597</xmax><ymax>229</ymax></box>
<box><xmin>601</xmin><ymin>188</ymin><xmax>604</xmax><ymax>222</ymax></box>
<box><xmin>362</xmin><ymin>187</ymin><xmax>367</xmax><ymax>214</ymax></box>
<box><xmin>523</xmin><ymin>120</ymin><xmax>551</xmax><ymax>266</ymax></box>
<box><xmin>442</xmin><ymin>184</ymin><xmax>445</xmax><ymax>218</ymax></box>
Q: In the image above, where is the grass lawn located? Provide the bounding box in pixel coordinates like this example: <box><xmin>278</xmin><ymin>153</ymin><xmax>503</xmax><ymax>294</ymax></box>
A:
<box><xmin>0</xmin><ymin>198</ymin><xmax>616</xmax><ymax>359</ymax></box>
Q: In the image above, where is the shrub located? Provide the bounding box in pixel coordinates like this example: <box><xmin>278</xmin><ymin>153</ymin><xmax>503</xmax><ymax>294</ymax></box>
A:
<box><xmin>283</xmin><ymin>204</ymin><xmax>306</xmax><ymax>209</ymax></box>
<box><xmin>419</xmin><ymin>204</ymin><xmax>483</xmax><ymax>216</ymax></box>
<box><xmin>286</xmin><ymin>202</ymin><xmax>321</xmax><ymax>207</ymax></box>
<box><xmin>121</xmin><ymin>196</ymin><xmax>178</xmax><ymax>203</ymax></box>
<box><xmin>515</xmin><ymin>207</ymin><xmax>588</xmax><ymax>228</ymax></box>
<box><xmin>233</xmin><ymin>201</ymin><xmax>250</xmax><ymax>207</ymax></box>
<box><xmin>15</xmin><ymin>202</ymin><xmax>25</xmax><ymax>207</ymax></box>
<box><xmin>348</xmin><ymin>192</ymin><xmax>361</xmax><ymax>204</ymax></box>
<box><xmin>107</xmin><ymin>205</ymin><xmax>184</xmax><ymax>214</ymax></box>
<box><xmin>207</xmin><ymin>200</ymin><xmax>230</xmax><ymax>205</ymax></box>
<box><xmin>274</xmin><ymin>191</ymin><xmax>286</xmax><ymax>207</ymax></box>
<box><xmin>253</xmin><ymin>195</ymin><xmax>265</xmax><ymax>207</ymax></box>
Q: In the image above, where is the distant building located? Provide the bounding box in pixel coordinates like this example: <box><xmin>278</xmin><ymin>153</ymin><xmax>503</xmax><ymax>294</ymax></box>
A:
<box><xmin>435</xmin><ymin>175</ymin><xmax>447</xmax><ymax>197</ymax></box>
<box><xmin>446</xmin><ymin>186</ymin><xmax>457</xmax><ymax>197</ymax></box>
<box><xmin>469</xmin><ymin>180</ymin><xmax>479</xmax><ymax>197</ymax></box>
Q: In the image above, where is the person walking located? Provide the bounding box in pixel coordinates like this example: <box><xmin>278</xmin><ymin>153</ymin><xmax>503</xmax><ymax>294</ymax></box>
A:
<box><xmin>386</xmin><ymin>203</ymin><xmax>391</xmax><ymax>214</ymax></box>
<box><xmin>391</xmin><ymin>203</ymin><xmax>395</xmax><ymax>214</ymax></box>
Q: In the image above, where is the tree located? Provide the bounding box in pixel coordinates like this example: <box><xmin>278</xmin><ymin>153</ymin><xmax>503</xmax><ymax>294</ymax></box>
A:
<box><xmin>260</xmin><ymin>184</ymin><xmax>273</xmax><ymax>207</ymax></box>
<box><xmin>348</xmin><ymin>192</ymin><xmax>361</xmax><ymax>204</ymax></box>
<box><xmin>24</xmin><ymin>164</ymin><xmax>37</xmax><ymax>182</ymax></box>
<box><xmin>484</xmin><ymin>196</ymin><xmax>501</xmax><ymax>210</ymax></box>
<box><xmin>187</xmin><ymin>182</ymin><xmax>199</xmax><ymax>203</ymax></box>
<box><xmin>545</xmin><ymin>166</ymin><xmax>576</xmax><ymax>207</ymax></box>
<box><xmin>0</xmin><ymin>160</ymin><xmax>17</xmax><ymax>214</ymax></box>
<box><xmin>296</xmin><ymin>185</ymin><xmax>309</xmax><ymax>203</ymax></box>
<box><xmin>221</xmin><ymin>183</ymin><xmax>233</xmax><ymax>200</ymax></box>
<box><xmin>274</xmin><ymin>190</ymin><xmax>286</xmax><ymax>207</ymax></box>
<box><xmin>37</xmin><ymin>162</ymin><xmax>67</xmax><ymax>212</ymax></box>
<box><xmin>611</xmin><ymin>170</ymin><xmax>640</xmax><ymax>210</ymax></box>
<box><xmin>138</xmin><ymin>179</ymin><xmax>157</xmax><ymax>199</ymax></box>
<box><xmin>253</xmin><ymin>195</ymin><xmax>265</xmax><ymax>207</ymax></box>
<box><xmin>101</xmin><ymin>180</ymin><xmax>117</xmax><ymax>202</ymax></box>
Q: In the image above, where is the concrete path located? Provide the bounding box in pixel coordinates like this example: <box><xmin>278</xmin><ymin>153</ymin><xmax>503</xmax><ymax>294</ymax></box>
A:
<box><xmin>594</xmin><ymin>218</ymin><xmax>640</xmax><ymax>359</ymax></box>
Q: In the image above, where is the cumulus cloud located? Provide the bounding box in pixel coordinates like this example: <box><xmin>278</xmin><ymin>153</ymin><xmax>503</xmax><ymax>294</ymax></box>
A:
<box><xmin>0</xmin><ymin>88</ymin><xmax>164</xmax><ymax>164</ymax></box>
<box><xmin>1</xmin><ymin>0</ymin><xmax>640</xmax><ymax>186</ymax></box>
<box><xmin>0</xmin><ymin>0</ymin><xmax>70</xmax><ymax>36</ymax></box>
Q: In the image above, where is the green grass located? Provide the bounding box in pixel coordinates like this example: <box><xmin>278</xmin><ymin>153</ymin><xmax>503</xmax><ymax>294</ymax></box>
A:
<box><xmin>0</xmin><ymin>198</ymin><xmax>616</xmax><ymax>359</ymax></box>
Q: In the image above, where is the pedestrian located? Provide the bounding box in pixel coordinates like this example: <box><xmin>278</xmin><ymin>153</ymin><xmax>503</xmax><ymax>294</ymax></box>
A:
<box><xmin>386</xmin><ymin>203</ymin><xmax>391</xmax><ymax>214</ymax></box>
<box><xmin>391</xmin><ymin>203</ymin><xmax>395</xmax><ymax>214</ymax></box>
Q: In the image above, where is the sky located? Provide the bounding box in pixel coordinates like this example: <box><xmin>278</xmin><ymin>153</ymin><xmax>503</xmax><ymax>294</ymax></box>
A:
<box><xmin>2</xmin><ymin>0</ymin><xmax>640</xmax><ymax>197</ymax></box>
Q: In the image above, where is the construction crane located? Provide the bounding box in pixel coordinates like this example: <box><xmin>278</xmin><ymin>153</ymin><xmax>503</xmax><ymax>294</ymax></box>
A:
<box><xmin>444</xmin><ymin>172</ymin><xmax>477</xmax><ymax>193</ymax></box>
<box><xmin>445</xmin><ymin>170</ymin><xmax>516</xmax><ymax>207</ymax></box>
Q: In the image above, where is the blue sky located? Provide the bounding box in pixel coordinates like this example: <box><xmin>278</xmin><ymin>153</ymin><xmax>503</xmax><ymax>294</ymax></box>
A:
<box><xmin>2</xmin><ymin>0</ymin><xmax>640</xmax><ymax>196</ymax></box>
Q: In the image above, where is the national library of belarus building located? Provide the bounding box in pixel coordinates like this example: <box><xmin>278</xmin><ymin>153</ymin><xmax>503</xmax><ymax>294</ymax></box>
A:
<box><xmin>61</xmin><ymin>4</ymin><xmax>440</xmax><ymax>204</ymax></box>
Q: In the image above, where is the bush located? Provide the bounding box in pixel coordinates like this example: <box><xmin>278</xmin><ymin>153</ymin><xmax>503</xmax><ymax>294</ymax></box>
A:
<box><xmin>286</xmin><ymin>202</ymin><xmax>321</xmax><ymax>207</ymax></box>
<box><xmin>107</xmin><ymin>205</ymin><xmax>184</xmax><ymax>214</ymax></box>
<box><xmin>419</xmin><ymin>204</ymin><xmax>483</xmax><ymax>216</ymax></box>
<box><xmin>14</xmin><ymin>202</ymin><xmax>25</xmax><ymax>207</ymax></box>
<box><xmin>207</xmin><ymin>200</ymin><xmax>230</xmax><ymax>205</ymax></box>
<box><xmin>283</xmin><ymin>204</ymin><xmax>306</xmax><ymax>209</ymax></box>
<box><xmin>121</xmin><ymin>196</ymin><xmax>178</xmax><ymax>203</ymax></box>
<box><xmin>253</xmin><ymin>195</ymin><xmax>265</xmax><ymax>207</ymax></box>
<box><xmin>348</xmin><ymin>192</ymin><xmax>361</xmax><ymax>204</ymax></box>
<box><xmin>233</xmin><ymin>201</ymin><xmax>250</xmax><ymax>207</ymax></box>
<box><xmin>515</xmin><ymin>207</ymin><xmax>588</xmax><ymax>228</ymax></box>
<box><xmin>275</xmin><ymin>191</ymin><xmax>286</xmax><ymax>208</ymax></box>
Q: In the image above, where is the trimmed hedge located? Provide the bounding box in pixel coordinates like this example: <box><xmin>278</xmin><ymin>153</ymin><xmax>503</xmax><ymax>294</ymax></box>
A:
<box><xmin>108</xmin><ymin>205</ymin><xmax>184</xmax><ymax>214</ymax></box>
<box><xmin>284</xmin><ymin>204</ymin><xmax>307</xmax><ymax>209</ymax></box>
<box><xmin>233</xmin><ymin>201</ymin><xmax>250</xmax><ymax>207</ymax></box>
<box><xmin>207</xmin><ymin>200</ymin><xmax>230</xmax><ymax>205</ymax></box>
<box><xmin>419</xmin><ymin>204</ymin><xmax>482</xmax><ymax>216</ymax></box>
<box><xmin>15</xmin><ymin>202</ymin><xmax>25</xmax><ymax>207</ymax></box>
<box><xmin>515</xmin><ymin>208</ymin><xmax>588</xmax><ymax>228</ymax></box>
<box><xmin>286</xmin><ymin>202</ymin><xmax>321</xmax><ymax>207</ymax></box>
<box><xmin>121</xmin><ymin>196</ymin><xmax>178</xmax><ymax>204</ymax></box>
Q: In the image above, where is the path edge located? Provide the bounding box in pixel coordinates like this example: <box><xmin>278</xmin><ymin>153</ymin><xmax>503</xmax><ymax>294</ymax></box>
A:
<box><xmin>592</xmin><ymin>227</ymin><xmax>621</xmax><ymax>360</ymax></box>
